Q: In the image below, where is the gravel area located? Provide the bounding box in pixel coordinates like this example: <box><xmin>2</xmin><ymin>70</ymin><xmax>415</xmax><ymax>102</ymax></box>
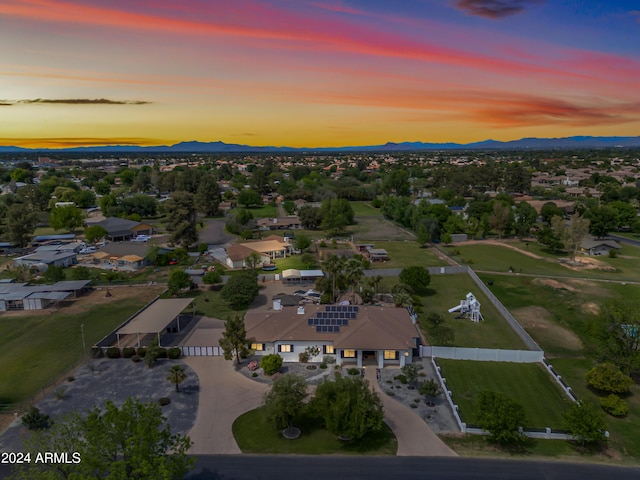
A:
<box><xmin>377</xmin><ymin>360</ymin><xmax>459</xmax><ymax>434</ymax></box>
<box><xmin>0</xmin><ymin>357</ymin><xmax>199</xmax><ymax>452</ymax></box>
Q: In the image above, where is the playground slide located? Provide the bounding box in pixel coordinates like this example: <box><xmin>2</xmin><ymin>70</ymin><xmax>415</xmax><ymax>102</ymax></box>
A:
<box><xmin>448</xmin><ymin>304</ymin><xmax>462</xmax><ymax>313</ymax></box>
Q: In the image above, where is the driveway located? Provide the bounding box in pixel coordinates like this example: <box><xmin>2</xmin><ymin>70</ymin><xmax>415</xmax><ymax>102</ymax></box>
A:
<box><xmin>199</xmin><ymin>219</ymin><xmax>235</xmax><ymax>245</ymax></box>
<box><xmin>183</xmin><ymin>357</ymin><xmax>268</xmax><ymax>454</ymax></box>
<box><xmin>365</xmin><ymin>368</ymin><xmax>457</xmax><ymax>456</ymax></box>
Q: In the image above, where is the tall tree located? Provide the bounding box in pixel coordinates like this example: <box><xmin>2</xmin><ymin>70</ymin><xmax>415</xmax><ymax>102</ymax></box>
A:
<box><xmin>164</xmin><ymin>191</ymin><xmax>198</xmax><ymax>247</ymax></box>
<box><xmin>219</xmin><ymin>314</ymin><xmax>252</xmax><ymax>365</ymax></box>
<box><xmin>322</xmin><ymin>254</ymin><xmax>344</xmax><ymax>302</ymax></box>
<box><xmin>237</xmin><ymin>188</ymin><xmax>262</xmax><ymax>207</ymax></box>
<box><xmin>487</xmin><ymin>201</ymin><xmax>511</xmax><ymax>238</ymax></box>
<box><xmin>594</xmin><ymin>299</ymin><xmax>640</xmax><ymax>375</ymax></box>
<box><xmin>475</xmin><ymin>390</ymin><xmax>527</xmax><ymax>445</ymax></box>
<box><xmin>167</xmin><ymin>270</ymin><xmax>192</xmax><ymax>295</ymax></box>
<box><xmin>343</xmin><ymin>257</ymin><xmax>364</xmax><ymax>304</ymax></box>
<box><xmin>49</xmin><ymin>205</ymin><xmax>84</xmax><ymax>232</ymax></box>
<box><xmin>195</xmin><ymin>175</ymin><xmax>221</xmax><ymax>217</ymax></box>
<box><xmin>314</xmin><ymin>375</ymin><xmax>384</xmax><ymax>440</ymax></box>
<box><xmin>399</xmin><ymin>266</ymin><xmax>431</xmax><ymax>294</ymax></box>
<box><xmin>563</xmin><ymin>401</ymin><xmax>607</xmax><ymax>448</ymax></box>
<box><xmin>167</xmin><ymin>365</ymin><xmax>187</xmax><ymax>392</ymax></box>
<box><xmin>221</xmin><ymin>274</ymin><xmax>259</xmax><ymax>307</ymax></box>
<box><xmin>13</xmin><ymin>397</ymin><xmax>193</xmax><ymax>480</ymax></box>
<box><xmin>264</xmin><ymin>373</ymin><xmax>308</xmax><ymax>433</ymax></box>
<box><xmin>552</xmin><ymin>213</ymin><xmax>590</xmax><ymax>262</ymax></box>
<box><xmin>5</xmin><ymin>203</ymin><xmax>36</xmax><ymax>247</ymax></box>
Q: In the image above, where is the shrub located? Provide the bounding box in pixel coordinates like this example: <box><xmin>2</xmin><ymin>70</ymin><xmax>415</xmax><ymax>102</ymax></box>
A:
<box><xmin>158</xmin><ymin>397</ymin><xmax>171</xmax><ymax>406</ymax></box>
<box><xmin>91</xmin><ymin>347</ymin><xmax>104</xmax><ymax>358</ymax></box>
<box><xmin>157</xmin><ymin>348</ymin><xmax>168</xmax><ymax>359</ymax></box>
<box><xmin>260</xmin><ymin>354</ymin><xmax>283</xmax><ymax>375</ymax></box>
<box><xmin>252</xmin><ymin>372</ymin><xmax>258</xmax><ymax>378</ymax></box>
<box><xmin>122</xmin><ymin>347</ymin><xmax>136</xmax><ymax>358</ymax></box>
<box><xmin>348</xmin><ymin>368</ymin><xmax>360</xmax><ymax>376</ymax></box>
<box><xmin>131</xmin><ymin>354</ymin><xmax>141</xmax><ymax>363</ymax></box>
<box><xmin>410</xmin><ymin>403</ymin><xmax>418</xmax><ymax>408</ymax></box>
<box><xmin>54</xmin><ymin>388</ymin><xmax>67</xmax><ymax>400</ymax></box>
<box><xmin>585</xmin><ymin>363</ymin><xmax>633</xmax><ymax>394</ymax></box>
<box><xmin>601</xmin><ymin>394</ymin><xmax>628</xmax><ymax>417</ymax></box>
<box><xmin>322</xmin><ymin>355</ymin><xmax>336</xmax><ymax>365</ymax></box>
<box><xmin>271</xmin><ymin>372</ymin><xmax>281</xmax><ymax>382</ymax></box>
<box><xmin>136</xmin><ymin>347</ymin><xmax>147</xmax><ymax>358</ymax></box>
<box><xmin>386</xmin><ymin>391</ymin><xmax>394</xmax><ymax>396</ymax></box>
<box><xmin>306</xmin><ymin>365</ymin><xmax>317</xmax><ymax>370</ymax></box>
<box><xmin>609</xmin><ymin>249</ymin><xmax>618</xmax><ymax>258</ymax></box>
<box><xmin>168</xmin><ymin>347</ymin><xmax>181</xmax><ymax>359</ymax></box>
<box><xmin>22</xmin><ymin>406</ymin><xmax>51</xmax><ymax>430</ymax></box>
<box><xmin>394</xmin><ymin>374</ymin><xmax>408</xmax><ymax>384</ymax></box>
<box><xmin>320</xmin><ymin>363</ymin><xmax>328</xmax><ymax>369</ymax></box>
<box><xmin>298</xmin><ymin>351</ymin><xmax>310</xmax><ymax>363</ymax></box>
<box><xmin>67</xmin><ymin>376</ymin><xmax>75</xmax><ymax>383</ymax></box>
<box><xmin>106</xmin><ymin>347</ymin><xmax>121</xmax><ymax>359</ymax></box>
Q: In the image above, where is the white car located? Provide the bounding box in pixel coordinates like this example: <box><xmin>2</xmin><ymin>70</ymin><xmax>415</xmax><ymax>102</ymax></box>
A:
<box><xmin>79</xmin><ymin>246</ymin><xmax>97</xmax><ymax>254</ymax></box>
<box><xmin>131</xmin><ymin>235</ymin><xmax>150</xmax><ymax>242</ymax></box>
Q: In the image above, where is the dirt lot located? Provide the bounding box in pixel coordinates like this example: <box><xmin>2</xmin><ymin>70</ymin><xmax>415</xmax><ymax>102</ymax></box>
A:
<box><xmin>1</xmin><ymin>285</ymin><xmax>166</xmax><ymax>318</ymax></box>
<box><xmin>512</xmin><ymin>305</ymin><xmax>583</xmax><ymax>352</ymax></box>
<box><xmin>351</xmin><ymin>216</ymin><xmax>415</xmax><ymax>242</ymax></box>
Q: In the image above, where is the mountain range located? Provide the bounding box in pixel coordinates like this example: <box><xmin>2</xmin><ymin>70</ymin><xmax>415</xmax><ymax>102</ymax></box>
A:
<box><xmin>1</xmin><ymin>136</ymin><xmax>640</xmax><ymax>153</ymax></box>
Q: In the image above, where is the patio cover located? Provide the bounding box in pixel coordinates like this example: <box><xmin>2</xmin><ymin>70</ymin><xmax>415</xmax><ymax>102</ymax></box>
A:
<box><xmin>118</xmin><ymin>298</ymin><xmax>194</xmax><ymax>335</ymax></box>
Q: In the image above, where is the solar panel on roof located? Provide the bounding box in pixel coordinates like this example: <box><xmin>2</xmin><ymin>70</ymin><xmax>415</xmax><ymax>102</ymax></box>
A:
<box><xmin>308</xmin><ymin>319</ymin><xmax>313</xmax><ymax>326</ymax></box>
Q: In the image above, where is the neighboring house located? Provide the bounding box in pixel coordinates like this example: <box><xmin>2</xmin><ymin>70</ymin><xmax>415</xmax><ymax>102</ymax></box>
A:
<box><xmin>35</xmin><ymin>242</ymin><xmax>85</xmax><ymax>254</ymax></box>
<box><xmin>13</xmin><ymin>251</ymin><xmax>78</xmax><ymax>270</ymax></box>
<box><xmin>579</xmin><ymin>237</ymin><xmax>621</xmax><ymax>256</ymax></box>
<box><xmin>87</xmin><ymin>217</ymin><xmax>155</xmax><ymax>241</ymax></box>
<box><xmin>244</xmin><ymin>304</ymin><xmax>420</xmax><ymax>368</ymax></box>
<box><xmin>85</xmin><ymin>242</ymin><xmax>165</xmax><ymax>271</ymax></box>
<box><xmin>225</xmin><ymin>235</ymin><xmax>294</xmax><ymax>269</ymax></box>
<box><xmin>281</xmin><ymin>269</ymin><xmax>324</xmax><ymax>285</ymax></box>
<box><xmin>256</xmin><ymin>216</ymin><xmax>301</xmax><ymax>231</ymax></box>
<box><xmin>0</xmin><ymin>280</ymin><xmax>91</xmax><ymax>311</ymax></box>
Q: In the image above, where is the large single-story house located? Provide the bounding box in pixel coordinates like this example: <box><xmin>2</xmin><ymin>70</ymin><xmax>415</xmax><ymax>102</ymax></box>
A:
<box><xmin>256</xmin><ymin>216</ymin><xmax>302</xmax><ymax>231</ymax></box>
<box><xmin>86</xmin><ymin>217</ymin><xmax>155</xmax><ymax>242</ymax></box>
<box><xmin>225</xmin><ymin>235</ymin><xmax>294</xmax><ymax>269</ymax></box>
<box><xmin>281</xmin><ymin>269</ymin><xmax>324</xmax><ymax>285</ymax></box>
<box><xmin>85</xmin><ymin>242</ymin><xmax>165</xmax><ymax>271</ymax></box>
<box><xmin>244</xmin><ymin>304</ymin><xmax>420</xmax><ymax>368</ymax></box>
<box><xmin>579</xmin><ymin>237</ymin><xmax>622</xmax><ymax>256</ymax></box>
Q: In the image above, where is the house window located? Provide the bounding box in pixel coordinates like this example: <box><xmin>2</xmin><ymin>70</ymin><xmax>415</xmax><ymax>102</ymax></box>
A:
<box><xmin>251</xmin><ymin>343</ymin><xmax>264</xmax><ymax>351</ymax></box>
<box><xmin>384</xmin><ymin>350</ymin><xmax>398</xmax><ymax>360</ymax></box>
<box><xmin>278</xmin><ymin>344</ymin><xmax>293</xmax><ymax>353</ymax></box>
<box><xmin>323</xmin><ymin>345</ymin><xmax>335</xmax><ymax>354</ymax></box>
<box><xmin>342</xmin><ymin>349</ymin><xmax>356</xmax><ymax>358</ymax></box>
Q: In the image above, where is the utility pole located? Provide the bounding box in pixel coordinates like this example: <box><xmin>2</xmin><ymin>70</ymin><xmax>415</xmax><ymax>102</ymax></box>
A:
<box><xmin>81</xmin><ymin>323</ymin><xmax>86</xmax><ymax>358</ymax></box>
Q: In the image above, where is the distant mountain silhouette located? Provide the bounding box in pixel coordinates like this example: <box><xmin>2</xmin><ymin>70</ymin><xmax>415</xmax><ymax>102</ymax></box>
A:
<box><xmin>2</xmin><ymin>136</ymin><xmax>640</xmax><ymax>153</ymax></box>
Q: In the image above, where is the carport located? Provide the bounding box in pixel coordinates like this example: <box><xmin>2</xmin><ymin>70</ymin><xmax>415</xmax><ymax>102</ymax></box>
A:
<box><xmin>116</xmin><ymin>298</ymin><xmax>195</xmax><ymax>347</ymax></box>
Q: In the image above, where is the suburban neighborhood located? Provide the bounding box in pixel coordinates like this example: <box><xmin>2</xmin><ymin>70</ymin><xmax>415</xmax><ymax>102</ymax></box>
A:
<box><xmin>0</xmin><ymin>147</ymin><xmax>640</xmax><ymax>478</ymax></box>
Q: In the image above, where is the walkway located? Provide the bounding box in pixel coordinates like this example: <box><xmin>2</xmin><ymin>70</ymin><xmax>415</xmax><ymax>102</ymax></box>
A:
<box><xmin>183</xmin><ymin>357</ymin><xmax>268</xmax><ymax>454</ymax></box>
<box><xmin>364</xmin><ymin>368</ymin><xmax>457</xmax><ymax>457</ymax></box>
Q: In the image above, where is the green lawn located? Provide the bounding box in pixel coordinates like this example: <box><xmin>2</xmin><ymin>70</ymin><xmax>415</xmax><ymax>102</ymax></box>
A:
<box><xmin>233</xmin><ymin>204</ymin><xmax>278</xmax><ymax>219</ymax></box>
<box><xmin>437</xmin><ymin>360</ymin><xmax>572</xmax><ymax>429</ymax></box>
<box><xmin>481</xmin><ymin>274</ymin><xmax>640</xmax><ymax>462</ymax></box>
<box><xmin>272</xmin><ymin>255</ymin><xmax>317</xmax><ymax>273</ymax></box>
<box><xmin>174</xmin><ymin>287</ymin><xmax>247</xmax><ymax>320</ymax></box>
<box><xmin>0</xmin><ymin>289</ymin><xmax>162</xmax><ymax>409</ymax></box>
<box><xmin>418</xmin><ymin>274</ymin><xmax>528</xmax><ymax>350</ymax></box>
<box><xmin>349</xmin><ymin>201</ymin><xmax>383</xmax><ymax>217</ymax></box>
<box><xmin>369</xmin><ymin>242</ymin><xmax>447</xmax><ymax>269</ymax></box>
<box><xmin>233</xmin><ymin>406</ymin><xmax>397</xmax><ymax>455</ymax></box>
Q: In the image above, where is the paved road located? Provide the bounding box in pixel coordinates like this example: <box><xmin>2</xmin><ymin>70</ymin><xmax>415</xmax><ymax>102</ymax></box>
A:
<box><xmin>609</xmin><ymin>234</ymin><xmax>640</xmax><ymax>248</ymax></box>
<box><xmin>184</xmin><ymin>455</ymin><xmax>640</xmax><ymax>480</ymax></box>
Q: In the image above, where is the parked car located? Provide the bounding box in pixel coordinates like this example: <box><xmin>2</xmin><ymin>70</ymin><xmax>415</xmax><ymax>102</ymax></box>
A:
<box><xmin>79</xmin><ymin>246</ymin><xmax>97</xmax><ymax>254</ymax></box>
<box><xmin>131</xmin><ymin>235</ymin><xmax>150</xmax><ymax>242</ymax></box>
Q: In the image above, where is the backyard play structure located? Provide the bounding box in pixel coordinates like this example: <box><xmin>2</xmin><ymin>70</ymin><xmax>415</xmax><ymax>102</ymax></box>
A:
<box><xmin>448</xmin><ymin>292</ymin><xmax>484</xmax><ymax>323</ymax></box>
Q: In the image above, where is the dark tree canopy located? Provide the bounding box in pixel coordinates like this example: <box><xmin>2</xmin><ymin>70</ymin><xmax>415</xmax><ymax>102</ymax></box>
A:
<box><xmin>399</xmin><ymin>266</ymin><xmax>431</xmax><ymax>293</ymax></box>
<box><xmin>475</xmin><ymin>390</ymin><xmax>527</xmax><ymax>445</ymax></box>
<box><xmin>164</xmin><ymin>191</ymin><xmax>198</xmax><ymax>247</ymax></box>
<box><xmin>264</xmin><ymin>373</ymin><xmax>308</xmax><ymax>430</ymax></box>
<box><xmin>13</xmin><ymin>397</ymin><xmax>193</xmax><ymax>480</ymax></box>
<box><xmin>219</xmin><ymin>314</ymin><xmax>252</xmax><ymax>364</ymax></box>
<box><xmin>221</xmin><ymin>274</ymin><xmax>259</xmax><ymax>307</ymax></box>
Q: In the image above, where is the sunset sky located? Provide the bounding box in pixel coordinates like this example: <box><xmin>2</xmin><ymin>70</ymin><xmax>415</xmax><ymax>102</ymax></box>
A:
<box><xmin>1</xmin><ymin>0</ymin><xmax>639</xmax><ymax>148</ymax></box>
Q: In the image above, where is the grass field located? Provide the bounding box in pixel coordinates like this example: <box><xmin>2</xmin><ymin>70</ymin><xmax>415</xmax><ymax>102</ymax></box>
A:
<box><xmin>448</xmin><ymin>243</ymin><xmax>640</xmax><ymax>282</ymax></box>
<box><xmin>233</xmin><ymin>406</ymin><xmax>397</xmax><ymax>455</ymax></box>
<box><xmin>480</xmin><ymin>274</ymin><xmax>640</xmax><ymax>461</ymax></box>
<box><xmin>418</xmin><ymin>274</ymin><xmax>528</xmax><ymax>350</ymax></box>
<box><xmin>437</xmin><ymin>360</ymin><xmax>572</xmax><ymax>429</ymax></box>
<box><xmin>349</xmin><ymin>201</ymin><xmax>383</xmax><ymax>217</ymax></box>
<box><xmin>176</xmin><ymin>287</ymin><xmax>247</xmax><ymax>320</ymax></box>
<box><xmin>350</xmin><ymin>217</ymin><xmax>415</xmax><ymax>242</ymax></box>
<box><xmin>369</xmin><ymin>242</ymin><xmax>446</xmax><ymax>269</ymax></box>
<box><xmin>230</xmin><ymin>204</ymin><xmax>278</xmax><ymax>219</ymax></box>
<box><xmin>0</xmin><ymin>287</ymin><xmax>163</xmax><ymax>409</ymax></box>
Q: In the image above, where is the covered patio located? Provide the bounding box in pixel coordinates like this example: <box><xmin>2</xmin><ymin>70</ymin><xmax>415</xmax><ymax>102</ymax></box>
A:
<box><xmin>116</xmin><ymin>298</ymin><xmax>195</xmax><ymax>347</ymax></box>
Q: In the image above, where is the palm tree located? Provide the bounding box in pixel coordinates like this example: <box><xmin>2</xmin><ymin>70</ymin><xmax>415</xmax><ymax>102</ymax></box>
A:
<box><xmin>344</xmin><ymin>258</ymin><xmax>364</xmax><ymax>304</ymax></box>
<box><xmin>167</xmin><ymin>365</ymin><xmax>187</xmax><ymax>392</ymax></box>
<box><xmin>323</xmin><ymin>254</ymin><xmax>343</xmax><ymax>303</ymax></box>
